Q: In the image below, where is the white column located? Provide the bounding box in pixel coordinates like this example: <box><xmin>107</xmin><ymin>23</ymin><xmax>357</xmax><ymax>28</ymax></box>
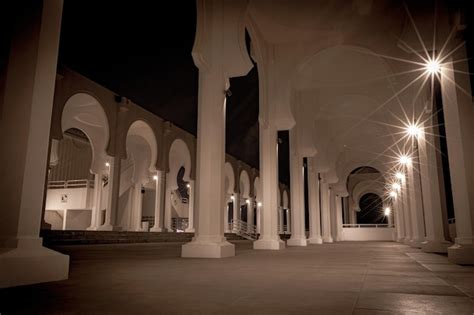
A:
<box><xmin>185</xmin><ymin>181</ymin><xmax>195</xmax><ymax>232</ymax></box>
<box><xmin>150</xmin><ymin>170</ymin><xmax>164</xmax><ymax>232</ymax></box>
<box><xmin>256</xmin><ymin>204</ymin><xmax>261</xmax><ymax>234</ymax></box>
<box><xmin>308</xmin><ymin>159</ymin><xmax>322</xmax><ymax>244</ymax></box>
<box><xmin>418</xmin><ymin>127</ymin><xmax>451</xmax><ymax>252</ymax></box>
<box><xmin>131</xmin><ymin>183</ymin><xmax>144</xmax><ymax>231</ymax></box>
<box><xmin>278</xmin><ymin>207</ymin><xmax>284</xmax><ymax>233</ymax></box>
<box><xmin>99</xmin><ymin>156</ymin><xmax>121</xmax><ymax>231</ymax></box>
<box><xmin>224</xmin><ymin>199</ymin><xmax>230</xmax><ymax>233</ymax></box>
<box><xmin>320</xmin><ymin>179</ymin><xmax>333</xmax><ymax>243</ymax></box>
<box><xmin>62</xmin><ymin>209</ymin><xmax>68</xmax><ymax>231</ymax></box>
<box><xmin>287</xmin><ymin>129</ymin><xmax>307</xmax><ymax>246</ymax></box>
<box><xmin>233</xmin><ymin>192</ymin><xmax>241</xmax><ymax>225</ymax></box>
<box><xmin>0</xmin><ymin>0</ymin><xmax>69</xmax><ymax>288</ymax></box>
<box><xmin>164</xmin><ymin>174</ymin><xmax>172</xmax><ymax>232</ymax></box>
<box><xmin>181</xmin><ymin>70</ymin><xmax>234</xmax><ymax>258</ymax></box>
<box><xmin>335</xmin><ymin>195</ymin><xmax>343</xmax><ymax>241</ymax></box>
<box><xmin>441</xmin><ymin>54</ymin><xmax>474</xmax><ymax>264</ymax></box>
<box><xmin>394</xmin><ymin>196</ymin><xmax>405</xmax><ymax>242</ymax></box>
<box><xmin>253</xmin><ymin>121</ymin><xmax>285</xmax><ymax>250</ymax></box>
<box><xmin>247</xmin><ymin>198</ymin><xmax>255</xmax><ymax>233</ymax></box>
<box><xmin>87</xmin><ymin>173</ymin><xmax>103</xmax><ymax>230</ymax></box>
<box><xmin>401</xmin><ymin>175</ymin><xmax>412</xmax><ymax>244</ymax></box>
<box><xmin>350</xmin><ymin>209</ymin><xmax>357</xmax><ymax>225</ymax></box>
<box><xmin>286</xmin><ymin>209</ymin><xmax>291</xmax><ymax>233</ymax></box>
<box><xmin>406</xmin><ymin>160</ymin><xmax>425</xmax><ymax>247</ymax></box>
<box><xmin>329</xmin><ymin>190</ymin><xmax>337</xmax><ymax>241</ymax></box>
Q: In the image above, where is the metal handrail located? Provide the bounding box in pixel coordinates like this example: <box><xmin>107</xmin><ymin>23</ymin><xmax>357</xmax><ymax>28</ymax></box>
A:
<box><xmin>48</xmin><ymin>179</ymin><xmax>94</xmax><ymax>189</ymax></box>
<box><xmin>342</xmin><ymin>223</ymin><xmax>394</xmax><ymax>228</ymax></box>
<box><xmin>231</xmin><ymin>218</ymin><xmax>258</xmax><ymax>240</ymax></box>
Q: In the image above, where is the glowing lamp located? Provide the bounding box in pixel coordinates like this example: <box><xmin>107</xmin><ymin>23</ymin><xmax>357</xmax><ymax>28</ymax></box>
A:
<box><xmin>384</xmin><ymin>207</ymin><xmax>391</xmax><ymax>216</ymax></box>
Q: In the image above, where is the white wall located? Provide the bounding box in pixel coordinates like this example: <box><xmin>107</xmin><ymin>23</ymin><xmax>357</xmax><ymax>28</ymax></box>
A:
<box><xmin>342</xmin><ymin>227</ymin><xmax>395</xmax><ymax>241</ymax></box>
<box><xmin>45</xmin><ymin>187</ymin><xmax>93</xmax><ymax>211</ymax></box>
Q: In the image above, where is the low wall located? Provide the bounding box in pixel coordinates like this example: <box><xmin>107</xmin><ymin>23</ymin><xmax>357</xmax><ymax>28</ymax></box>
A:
<box><xmin>342</xmin><ymin>227</ymin><xmax>395</xmax><ymax>241</ymax></box>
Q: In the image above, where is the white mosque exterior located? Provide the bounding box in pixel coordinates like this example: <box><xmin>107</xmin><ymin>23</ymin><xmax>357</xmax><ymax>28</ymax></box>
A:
<box><xmin>1</xmin><ymin>0</ymin><xmax>473</xmax><ymax>289</ymax></box>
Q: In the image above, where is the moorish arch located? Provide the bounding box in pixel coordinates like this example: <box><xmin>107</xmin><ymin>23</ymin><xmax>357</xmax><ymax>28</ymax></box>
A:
<box><xmin>60</xmin><ymin>92</ymin><xmax>110</xmax><ymax>174</ymax></box>
<box><xmin>116</xmin><ymin>120</ymin><xmax>158</xmax><ymax>231</ymax></box>
<box><xmin>45</xmin><ymin>92</ymin><xmax>111</xmax><ymax>231</ymax></box>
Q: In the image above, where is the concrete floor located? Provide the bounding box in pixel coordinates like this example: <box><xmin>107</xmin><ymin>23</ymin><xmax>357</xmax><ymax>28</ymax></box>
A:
<box><xmin>1</xmin><ymin>241</ymin><xmax>474</xmax><ymax>314</ymax></box>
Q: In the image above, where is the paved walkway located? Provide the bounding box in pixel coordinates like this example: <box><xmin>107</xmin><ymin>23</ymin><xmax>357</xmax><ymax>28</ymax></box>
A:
<box><xmin>1</xmin><ymin>241</ymin><xmax>474</xmax><ymax>314</ymax></box>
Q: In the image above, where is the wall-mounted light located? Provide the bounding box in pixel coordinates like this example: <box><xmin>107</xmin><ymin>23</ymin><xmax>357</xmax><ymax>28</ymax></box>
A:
<box><xmin>153</xmin><ymin>175</ymin><xmax>158</xmax><ymax>181</ymax></box>
<box><xmin>389</xmin><ymin>191</ymin><xmax>397</xmax><ymax>198</ymax></box>
<box><xmin>384</xmin><ymin>207</ymin><xmax>391</xmax><ymax>216</ymax></box>
<box><xmin>105</xmin><ymin>162</ymin><xmax>110</xmax><ymax>167</ymax></box>
<box><xmin>257</xmin><ymin>202</ymin><xmax>262</xmax><ymax>207</ymax></box>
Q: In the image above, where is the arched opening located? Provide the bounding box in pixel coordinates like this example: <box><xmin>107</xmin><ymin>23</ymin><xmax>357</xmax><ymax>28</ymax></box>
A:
<box><xmin>357</xmin><ymin>193</ymin><xmax>387</xmax><ymax>224</ymax></box>
<box><xmin>166</xmin><ymin>138</ymin><xmax>192</xmax><ymax>232</ymax></box>
<box><xmin>45</xmin><ymin>93</ymin><xmax>109</xmax><ymax>231</ymax></box>
<box><xmin>117</xmin><ymin>120</ymin><xmax>157</xmax><ymax>231</ymax></box>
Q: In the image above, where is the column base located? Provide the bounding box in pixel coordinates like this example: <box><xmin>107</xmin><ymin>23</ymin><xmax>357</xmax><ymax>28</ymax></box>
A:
<box><xmin>185</xmin><ymin>228</ymin><xmax>195</xmax><ymax>233</ymax></box>
<box><xmin>287</xmin><ymin>237</ymin><xmax>308</xmax><ymax>246</ymax></box>
<box><xmin>308</xmin><ymin>236</ymin><xmax>323</xmax><ymax>244</ymax></box>
<box><xmin>403</xmin><ymin>238</ymin><xmax>412</xmax><ymax>245</ymax></box>
<box><xmin>181</xmin><ymin>236</ymin><xmax>235</xmax><ymax>258</ymax></box>
<box><xmin>323</xmin><ymin>236</ymin><xmax>333</xmax><ymax>243</ymax></box>
<box><xmin>150</xmin><ymin>226</ymin><xmax>163</xmax><ymax>232</ymax></box>
<box><xmin>97</xmin><ymin>224</ymin><xmax>121</xmax><ymax>231</ymax></box>
<box><xmin>409</xmin><ymin>239</ymin><xmax>423</xmax><ymax>248</ymax></box>
<box><xmin>0</xmin><ymin>238</ymin><xmax>69</xmax><ymax>289</ymax></box>
<box><xmin>448</xmin><ymin>241</ymin><xmax>474</xmax><ymax>265</ymax></box>
<box><xmin>253</xmin><ymin>237</ymin><xmax>285</xmax><ymax>250</ymax></box>
<box><xmin>421</xmin><ymin>239</ymin><xmax>452</xmax><ymax>253</ymax></box>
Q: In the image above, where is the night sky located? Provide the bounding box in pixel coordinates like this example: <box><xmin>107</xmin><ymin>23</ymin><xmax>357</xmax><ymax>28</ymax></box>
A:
<box><xmin>57</xmin><ymin>0</ymin><xmax>291</xmax><ymax>185</ymax></box>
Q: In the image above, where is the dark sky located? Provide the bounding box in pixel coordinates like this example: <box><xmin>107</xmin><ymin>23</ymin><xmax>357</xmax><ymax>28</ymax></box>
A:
<box><xmin>58</xmin><ymin>0</ymin><xmax>291</xmax><ymax>185</ymax></box>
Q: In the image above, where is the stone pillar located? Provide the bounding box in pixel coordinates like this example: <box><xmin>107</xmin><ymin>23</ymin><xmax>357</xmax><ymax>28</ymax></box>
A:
<box><xmin>279</xmin><ymin>207</ymin><xmax>284</xmax><ymax>233</ymax></box>
<box><xmin>350</xmin><ymin>209</ymin><xmax>357</xmax><ymax>225</ymax></box>
<box><xmin>286</xmin><ymin>209</ymin><xmax>291</xmax><ymax>233</ymax></box>
<box><xmin>185</xmin><ymin>181</ymin><xmax>195</xmax><ymax>232</ymax></box>
<box><xmin>181</xmin><ymin>70</ymin><xmax>234</xmax><ymax>258</ymax></box>
<box><xmin>394</xmin><ymin>196</ymin><xmax>405</xmax><ymax>242</ymax></box>
<box><xmin>224</xmin><ymin>199</ymin><xmax>230</xmax><ymax>232</ymax></box>
<box><xmin>150</xmin><ymin>170</ymin><xmax>164</xmax><ymax>232</ymax></box>
<box><xmin>131</xmin><ymin>183</ymin><xmax>143</xmax><ymax>231</ymax></box>
<box><xmin>163</xmin><ymin>173</ymin><xmax>172</xmax><ymax>232</ymax></box>
<box><xmin>99</xmin><ymin>156</ymin><xmax>121</xmax><ymax>231</ymax></box>
<box><xmin>418</xmin><ymin>126</ymin><xmax>451</xmax><ymax>253</ymax></box>
<box><xmin>256</xmin><ymin>203</ymin><xmax>261</xmax><ymax>234</ymax></box>
<box><xmin>401</xmin><ymin>174</ymin><xmax>412</xmax><ymax>244</ymax></box>
<box><xmin>87</xmin><ymin>173</ymin><xmax>104</xmax><ymax>230</ymax></box>
<box><xmin>287</xmin><ymin>129</ymin><xmax>307</xmax><ymax>246</ymax></box>
<box><xmin>233</xmin><ymin>192</ymin><xmax>241</xmax><ymax>225</ymax></box>
<box><xmin>247</xmin><ymin>198</ymin><xmax>255</xmax><ymax>233</ymax></box>
<box><xmin>330</xmin><ymin>189</ymin><xmax>337</xmax><ymax>241</ymax></box>
<box><xmin>406</xmin><ymin>159</ymin><xmax>425</xmax><ymax>247</ymax></box>
<box><xmin>335</xmin><ymin>195</ymin><xmax>343</xmax><ymax>241</ymax></box>
<box><xmin>253</xmin><ymin>121</ymin><xmax>285</xmax><ymax>250</ymax></box>
<box><xmin>320</xmin><ymin>179</ymin><xmax>333</xmax><ymax>243</ymax></box>
<box><xmin>441</xmin><ymin>54</ymin><xmax>474</xmax><ymax>264</ymax></box>
<box><xmin>307</xmin><ymin>159</ymin><xmax>322</xmax><ymax>244</ymax></box>
<box><xmin>0</xmin><ymin>0</ymin><xmax>69</xmax><ymax>288</ymax></box>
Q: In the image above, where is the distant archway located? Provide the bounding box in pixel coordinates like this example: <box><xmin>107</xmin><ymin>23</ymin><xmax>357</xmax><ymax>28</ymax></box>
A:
<box><xmin>357</xmin><ymin>193</ymin><xmax>386</xmax><ymax>224</ymax></box>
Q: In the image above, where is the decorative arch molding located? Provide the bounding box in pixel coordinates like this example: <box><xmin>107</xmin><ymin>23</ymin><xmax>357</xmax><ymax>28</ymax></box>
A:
<box><xmin>162</xmin><ymin>122</ymin><xmax>196</xmax><ymax>179</ymax></box>
<box><xmin>60</xmin><ymin>92</ymin><xmax>110</xmax><ymax>174</ymax></box>
<box><xmin>167</xmin><ymin>138</ymin><xmax>192</xmax><ymax>190</ymax></box>
<box><xmin>125</xmin><ymin>120</ymin><xmax>159</xmax><ymax>177</ymax></box>
<box><xmin>352</xmin><ymin>180</ymin><xmax>385</xmax><ymax>207</ymax></box>
<box><xmin>339</xmin><ymin>160</ymin><xmax>386</xmax><ymax>191</ymax></box>
<box><xmin>52</xmin><ymin>68</ymin><xmax>117</xmax><ymax>156</ymax></box>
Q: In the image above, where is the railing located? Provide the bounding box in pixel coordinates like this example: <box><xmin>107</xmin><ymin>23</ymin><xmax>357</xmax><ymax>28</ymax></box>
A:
<box><xmin>174</xmin><ymin>189</ymin><xmax>189</xmax><ymax>204</ymax></box>
<box><xmin>171</xmin><ymin>218</ymin><xmax>189</xmax><ymax>232</ymax></box>
<box><xmin>231</xmin><ymin>218</ymin><xmax>258</xmax><ymax>240</ymax></box>
<box><xmin>48</xmin><ymin>179</ymin><xmax>94</xmax><ymax>189</ymax></box>
<box><xmin>448</xmin><ymin>218</ymin><xmax>456</xmax><ymax>224</ymax></box>
<box><xmin>343</xmin><ymin>223</ymin><xmax>394</xmax><ymax>228</ymax></box>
